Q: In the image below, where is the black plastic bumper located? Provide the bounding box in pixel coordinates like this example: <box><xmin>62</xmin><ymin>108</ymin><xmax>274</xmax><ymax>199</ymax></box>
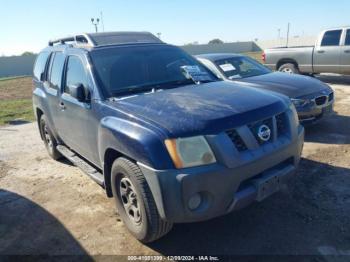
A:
<box><xmin>139</xmin><ymin>126</ymin><xmax>304</xmax><ymax>223</ymax></box>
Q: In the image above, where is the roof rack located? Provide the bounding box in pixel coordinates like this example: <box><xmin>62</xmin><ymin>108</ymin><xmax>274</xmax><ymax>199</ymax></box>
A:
<box><xmin>48</xmin><ymin>32</ymin><xmax>162</xmax><ymax>47</ymax></box>
<box><xmin>48</xmin><ymin>34</ymin><xmax>94</xmax><ymax>47</ymax></box>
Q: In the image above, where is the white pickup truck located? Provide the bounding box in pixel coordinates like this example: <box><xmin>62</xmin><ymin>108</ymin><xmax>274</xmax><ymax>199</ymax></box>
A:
<box><xmin>263</xmin><ymin>27</ymin><xmax>350</xmax><ymax>75</ymax></box>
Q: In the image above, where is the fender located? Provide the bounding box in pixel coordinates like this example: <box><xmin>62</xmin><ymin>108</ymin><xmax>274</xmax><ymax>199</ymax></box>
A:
<box><xmin>277</xmin><ymin>58</ymin><xmax>299</xmax><ymax>70</ymax></box>
<box><xmin>32</xmin><ymin>87</ymin><xmax>61</xmax><ymax>141</ymax></box>
<box><xmin>97</xmin><ymin>116</ymin><xmax>174</xmax><ymax>170</ymax></box>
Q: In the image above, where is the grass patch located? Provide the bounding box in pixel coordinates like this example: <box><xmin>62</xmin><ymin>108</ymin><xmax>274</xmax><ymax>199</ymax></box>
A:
<box><xmin>0</xmin><ymin>76</ymin><xmax>33</xmax><ymax>125</ymax></box>
<box><xmin>0</xmin><ymin>99</ymin><xmax>34</xmax><ymax>125</ymax></box>
<box><xmin>0</xmin><ymin>76</ymin><xmax>29</xmax><ymax>81</ymax></box>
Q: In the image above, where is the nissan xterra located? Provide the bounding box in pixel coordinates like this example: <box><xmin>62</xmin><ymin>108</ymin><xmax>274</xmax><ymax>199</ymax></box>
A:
<box><xmin>33</xmin><ymin>32</ymin><xmax>304</xmax><ymax>242</ymax></box>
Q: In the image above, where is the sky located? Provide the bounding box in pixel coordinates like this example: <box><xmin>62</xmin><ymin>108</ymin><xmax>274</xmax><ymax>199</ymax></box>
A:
<box><xmin>1</xmin><ymin>0</ymin><xmax>350</xmax><ymax>56</ymax></box>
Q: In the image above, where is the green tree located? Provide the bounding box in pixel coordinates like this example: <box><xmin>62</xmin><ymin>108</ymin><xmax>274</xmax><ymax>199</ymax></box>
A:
<box><xmin>21</xmin><ymin>51</ymin><xmax>35</xmax><ymax>56</ymax></box>
<box><xmin>208</xmin><ymin>38</ymin><xmax>224</xmax><ymax>44</ymax></box>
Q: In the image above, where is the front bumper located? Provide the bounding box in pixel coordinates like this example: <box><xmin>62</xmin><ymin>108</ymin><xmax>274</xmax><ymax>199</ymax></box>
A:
<box><xmin>295</xmin><ymin>93</ymin><xmax>334</xmax><ymax>124</ymax></box>
<box><xmin>139</xmin><ymin>125</ymin><xmax>304</xmax><ymax>223</ymax></box>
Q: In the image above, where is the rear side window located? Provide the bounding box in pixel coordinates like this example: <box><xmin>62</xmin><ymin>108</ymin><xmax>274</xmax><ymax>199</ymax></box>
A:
<box><xmin>33</xmin><ymin>52</ymin><xmax>50</xmax><ymax>80</ymax></box>
<box><xmin>345</xmin><ymin>30</ymin><xmax>350</xmax><ymax>46</ymax></box>
<box><xmin>321</xmin><ymin>30</ymin><xmax>342</xmax><ymax>46</ymax></box>
<box><xmin>64</xmin><ymin>56</ymin><xmax>88</xmax><ymax>93</ymax></box>
<box><xmin>48</xmin><ymin>52</ymin><xmax>65</xmax><ymax>90</ymax></box>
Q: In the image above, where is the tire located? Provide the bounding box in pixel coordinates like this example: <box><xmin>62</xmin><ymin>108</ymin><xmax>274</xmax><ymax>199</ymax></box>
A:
<box><xmin>111</xmin><ymin>157</ymin><xmax>173</xmax><ymax>243</ymax></box>
<box><xmin>39</xmin><ymin>115</ymin><xmax>61</xmax><ymax>160</ymax></box>
<box><xmin>278</xmin><ymin>63</ymin><xmax>300</xmax><ymax>74</ymax></box>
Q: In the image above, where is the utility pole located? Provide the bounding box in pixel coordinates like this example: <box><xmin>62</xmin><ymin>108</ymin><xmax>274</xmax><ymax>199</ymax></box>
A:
<box><xmin>91</xmin><ymin>18</ymin><xmax>100</xmax><ymax>33</ymax></box>
<box><xmin>100</xmin><ymin>12</ymin><xmax>105</xmax><ymax>32</ymax></box>
<box><xmin>286</xmin><ymin>22</ymin><xmax>290</xmax><ymax>47</ymax></box>
<box><xmin>278</xmin><ymin>28</ymin><xmax>281</xmax><ymax>46</ymax></box>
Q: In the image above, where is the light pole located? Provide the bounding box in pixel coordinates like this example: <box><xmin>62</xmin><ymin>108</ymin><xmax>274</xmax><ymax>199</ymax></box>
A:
<box><xmin>286</xmin><ymin>22</ymin><xmax>290</xmax><ymax>47</ymax></box>
<box><xmin>91</xmin><ymin>18</ymin><xmax>100</xmax><ymax>33</ymax></box>
<box><xmin>278</xmin><ymin>28</ymin><xmax>281</xmax><ymax>46</ymax></box>
<box><xmin>100</xmin><ymin>12</ymin><xmax>105</xmax><ymax>32</ymax></box>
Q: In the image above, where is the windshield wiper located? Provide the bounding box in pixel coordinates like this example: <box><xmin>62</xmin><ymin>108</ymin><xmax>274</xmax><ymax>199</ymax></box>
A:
<box><xmin>200</xmin><ymin>79</ymin><xmax>217</xmax><ymax>83</ymax></box>
<box><xmin>110</xmin><ymin>78</ymin><xmax>216</xmax><ymax>99</ymax></box>
<box><xmin>111</xmin><ymin>85</ymin><xmax>155</xmax><ymax>96</ymax></box>
<box><xmin>111</xmin><ymin>79</ymin><xmax>195</xmax><ymax>96</ymax></box>
<box><xmin>155</xmin><ymin>79</ymin><xmax>196</xmax><ymax>89</ymax></box>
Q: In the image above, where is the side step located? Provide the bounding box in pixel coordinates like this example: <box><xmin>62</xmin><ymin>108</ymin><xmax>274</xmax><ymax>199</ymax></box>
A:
<box><xmin>57</xmin><ymin>145</ymin><xmax>104</xmax><ymax>186</ymax></box>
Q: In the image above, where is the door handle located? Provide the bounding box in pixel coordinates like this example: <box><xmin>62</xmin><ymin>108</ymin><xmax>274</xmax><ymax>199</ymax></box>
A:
<box><xmin>345</xmin><ymin>50</ymin><xmax>350</xmax><ymax>53</ymax></box>
<box><xmin>317</xmin><ymin>50</ymin><xmax>325</xmax><ymax>54</ymax></box>
<box><xmin>59</xmin><ymin>102</ymin><xmax>66</xmax><ymax>110</ymax></box>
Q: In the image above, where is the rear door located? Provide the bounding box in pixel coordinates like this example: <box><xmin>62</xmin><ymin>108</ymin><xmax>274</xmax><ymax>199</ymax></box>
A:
<box><xmin>56</xmin><ymin>54</ymin><xmax>98</xmax><ymax>164</ymax></box>
<box><xmin>313</xmin><ymin>30</ymin><xmax>342</xmax><ymax>73</ymax></box>
<box><xmin>340</xmin><ymin>29</ymin><xmax>350</xmax><ymax>74</ymax></box>
<box><xmin>43</xmin><ymin>52</ymin><xmax>65</xmax><ymax>132</ymax></box>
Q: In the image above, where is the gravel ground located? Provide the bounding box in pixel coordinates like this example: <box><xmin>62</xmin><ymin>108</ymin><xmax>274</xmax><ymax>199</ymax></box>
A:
<box><xmin>0</xmin><ymin>80</ymin><xmax>349</xmax><ymax>257</ymax></box>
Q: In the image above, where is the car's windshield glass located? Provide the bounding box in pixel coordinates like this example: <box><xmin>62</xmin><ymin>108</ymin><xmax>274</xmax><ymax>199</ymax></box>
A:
<box><xmin>90</xmin><ymin>45</ymin><xmax>217</xmax><ymax>98</ymax></box>
<box><xmin>214</xmin><ymin>56</ymin><xmax>271</xmax><ymax>80</ymax></box>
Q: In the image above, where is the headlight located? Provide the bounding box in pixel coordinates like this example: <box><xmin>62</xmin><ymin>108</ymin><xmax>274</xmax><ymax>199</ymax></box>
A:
<box><xmin>289</xmin><ymin>103</ymin><xmax>300</xmax><ymax>126</ymax></box>
<box><xmin>165</xmin><ymin>136</ymin><xmax>216</xmax><ymax>169</ymax></box>
<box><xmin>291</xmin><ymin>98</ymin><xmax>309</xmax><ymax>107</ymax></box>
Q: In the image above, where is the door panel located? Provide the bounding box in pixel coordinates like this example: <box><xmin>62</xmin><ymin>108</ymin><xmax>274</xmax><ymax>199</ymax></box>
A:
<box><xmin>58</xmin><ymin>93</ymin><xmax>95</xmax><ymax>160</ymax></box>
<box><xmin>313</xmin><ymin>30</ymin><xmax>342</xmax><ymax>74</ymax></box>
<box><xmin>340</xmin><ymin>29</ymin><xmax>350</xmax><ymax>74</ymax></box>
<box><xmin>56</xmin><ymin>55</ymin><xmax>99</xmax><ymax>165</ymax></box>
<box><xmin>43</xmin><ymin>52</ymin><xmax>65</xmax><ymax>133</ymax></box>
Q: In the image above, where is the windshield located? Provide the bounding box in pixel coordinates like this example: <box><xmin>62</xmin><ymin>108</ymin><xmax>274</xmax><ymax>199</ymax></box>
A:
<box><xmin>214</xmin><ymin>56</ymin><xmax>271</xmax><ymax>80</ymax></box>
<box><xmin>90</xmin><ymin>45</ymin><xmax>217</xmax><ymax>98</ymax></box>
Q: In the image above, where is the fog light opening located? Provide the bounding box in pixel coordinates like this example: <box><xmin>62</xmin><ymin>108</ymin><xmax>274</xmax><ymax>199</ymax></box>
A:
<box><xmin>188</xmin><ymin>193</ymin><xmax>202</xmax><ymax>210</ymax></box>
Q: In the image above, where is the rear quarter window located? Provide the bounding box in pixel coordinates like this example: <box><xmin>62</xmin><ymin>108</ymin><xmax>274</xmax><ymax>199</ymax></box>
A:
<box><xmin>48</xmin><ymin>52</ymin><xmax>65</xmax><ymax>90</ymax></box>
<box><xmin>33</xmin><ymin>52</ymin><xmax>50</xmax><ymax>81</ymax></box>
<box><xmin>345</xmin><ymin>30</ymin><xmax>350</xmax><ymax>46</ymax></box>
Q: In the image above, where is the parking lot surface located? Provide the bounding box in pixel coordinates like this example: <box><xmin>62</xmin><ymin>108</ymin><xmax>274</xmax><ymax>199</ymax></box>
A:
<box><xmin>0</xmin><ymin>78</ymin><xmax>350</xmax><ymax>256</ymax></box>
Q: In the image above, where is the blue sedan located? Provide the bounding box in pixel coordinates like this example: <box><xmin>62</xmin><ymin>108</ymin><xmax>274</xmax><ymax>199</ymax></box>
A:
<box><xmin>197</xmin><ymin>53</ymin><xmax>334</xmax><ymax>124</ymax></box>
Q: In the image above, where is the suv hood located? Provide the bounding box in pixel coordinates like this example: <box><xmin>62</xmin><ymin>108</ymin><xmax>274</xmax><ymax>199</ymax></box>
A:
<box><xmin>237</xmin><ymin>72</ymin><xmax>331</xmax><ymax>98</ymax></box>
<box><xmin>107</xmin><ymin>81</ymin><xmax>288</xmax><ymax>137</ymax></box>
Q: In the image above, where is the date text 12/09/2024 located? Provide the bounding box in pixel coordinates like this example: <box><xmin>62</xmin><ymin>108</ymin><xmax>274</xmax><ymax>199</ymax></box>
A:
<box><xmin>127</xmin><ymin>256</ymin><xmax>220</xmax><ymax>261</ymax></box>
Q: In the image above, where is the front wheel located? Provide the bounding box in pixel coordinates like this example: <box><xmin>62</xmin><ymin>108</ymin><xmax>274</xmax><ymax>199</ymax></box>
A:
<box><xmin>278</xmin><ymin>63</ymin><xmax>300</xmax><ymax>74</ymax></box>
<box><xmin>111</xmin><ymin>157</ymin><xmax>173</xmax><ymax>243</ymax></box>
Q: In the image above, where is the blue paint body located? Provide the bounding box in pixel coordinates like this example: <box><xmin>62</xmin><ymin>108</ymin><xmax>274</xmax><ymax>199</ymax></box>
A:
<box><xmin>33</xmin><ymin>43</ymin><xmax>291</xmax><ymax>170</ymax></box>
<box><xmin>32</xmin><ymin>37</ymin><xmax>304</xmax><ymax>224</ymax></box>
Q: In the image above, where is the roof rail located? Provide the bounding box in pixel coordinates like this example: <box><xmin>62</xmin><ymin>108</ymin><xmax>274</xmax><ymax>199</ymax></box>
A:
<box><xmin>48</xmin><ymin>32</ymin><xmax>162</xmax><ymax>48</ymax></box>
<box><xmin>48</xmin><ymin>34</ymin><xmax>95</xmax><ymax>47</ymax></box>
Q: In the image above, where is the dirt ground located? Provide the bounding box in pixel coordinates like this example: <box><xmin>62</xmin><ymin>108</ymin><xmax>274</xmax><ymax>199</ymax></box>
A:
<box><xmin>0</xmin><ymin>77</ymin><xmax>350</xmax><ymax>257</ymax></box>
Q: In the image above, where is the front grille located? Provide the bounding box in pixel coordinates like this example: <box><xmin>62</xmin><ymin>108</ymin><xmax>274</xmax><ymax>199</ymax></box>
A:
<box><xmin>248</xmin><ymin>118</ymin><xmax>273</xmax><ymax>145</ymax></box>
<box><xmin>328</xmin><ymin>92</ymin><xmax>334</xmax><ymax>102</ymax></box>
<box><xmin>226</xmin><ymin>129</ymin><xmax>247</xmax><ymax>152</ymax></box>
<box><xmin>315</xmin><ymin>95</ymin><xmax>327</xmax><ymax>106</ymax></box>
<box><xmin>276</xmin><ymin>112</ymin><xmax>287</xmax><ymax>136</ymax></box>
<box><xmin>226</xmin><ymin>112</ymin><xmax>289</xmax><ymax>152</ymax></box>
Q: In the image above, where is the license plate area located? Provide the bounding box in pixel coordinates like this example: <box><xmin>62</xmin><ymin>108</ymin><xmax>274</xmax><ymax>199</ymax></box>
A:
<box><xmin>254</xmin><ymin>174</ymin><xmax>281</xmax><ymax>202</ymax></box>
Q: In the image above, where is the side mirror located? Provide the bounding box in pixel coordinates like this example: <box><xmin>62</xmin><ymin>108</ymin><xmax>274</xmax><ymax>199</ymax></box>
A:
<box><xmin>68</xmin><ymin>83</ymin><xmax>88</xmax><ymax>102</ymax></box>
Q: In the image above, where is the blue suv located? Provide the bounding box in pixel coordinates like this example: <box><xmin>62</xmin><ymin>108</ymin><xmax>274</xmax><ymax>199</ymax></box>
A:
<box><xmin>32</xmin><ymin>32</ymin><xmax>304</xmax><ymax>242</ymax></box>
